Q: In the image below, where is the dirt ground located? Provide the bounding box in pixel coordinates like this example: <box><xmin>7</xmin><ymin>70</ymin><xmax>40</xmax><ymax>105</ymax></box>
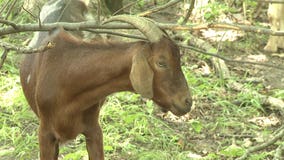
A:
<box><xmin>250</xmin><ymin>54</ymin><xmax>284</xmax><ymax>89</ymax></box>
<box><xmin>150</xmin><ymin>5</ymin><xmax>284</xmax><ymax>90</ymax></box>
<box><xmin>147</xmin><ymin>3</ymin><xmax>284</xmax><ymax>158</ymax></box>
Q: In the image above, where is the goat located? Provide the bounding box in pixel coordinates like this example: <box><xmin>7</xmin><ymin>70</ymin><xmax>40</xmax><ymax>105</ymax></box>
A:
<box><xmin>20</xmin><ymin>15</ymin><xmax>192</xmax><ymax>160</ymax></box>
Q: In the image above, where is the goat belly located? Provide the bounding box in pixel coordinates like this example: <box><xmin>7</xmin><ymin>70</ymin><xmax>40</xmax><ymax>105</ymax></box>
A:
<box><xmin>52</xmin><ymin>113</ymin><xmax>85</xmax><ymax>142</ymax></box>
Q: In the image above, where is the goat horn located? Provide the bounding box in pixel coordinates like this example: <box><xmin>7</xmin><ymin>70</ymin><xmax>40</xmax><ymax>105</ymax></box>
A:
<box><xmin>103</xmin><ymin>15</ymin><xmax>164</xmax><ymax>43</ymax></box>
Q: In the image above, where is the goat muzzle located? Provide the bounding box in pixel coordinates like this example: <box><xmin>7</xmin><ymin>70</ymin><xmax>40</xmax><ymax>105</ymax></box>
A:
<box><xmin>170</xmin><ymin>96</ymin><xmax>192</xmax><ymax>116</ymax></box>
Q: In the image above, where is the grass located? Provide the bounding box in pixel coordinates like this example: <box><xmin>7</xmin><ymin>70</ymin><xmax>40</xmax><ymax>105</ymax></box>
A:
<box><xmin>0</xmin><ymin>52</ymin><xmax>281</xmax><ymax>160</ymax></box>
<box><xmin>0</xmin><ymin>0</ymin><xmax>283</xmax><ymax>158</ymax></box>
<box><xmin>0</xmin><ymin>53</ymin><xmax>38</xmax><ymax>160</ymax></box>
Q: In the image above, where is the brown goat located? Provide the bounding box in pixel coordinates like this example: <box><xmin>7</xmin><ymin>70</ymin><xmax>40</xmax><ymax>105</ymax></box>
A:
<box><xmin>20</xmin><ymin>15</ymin><xmax>192</xmax><ymax>160</ymax></box>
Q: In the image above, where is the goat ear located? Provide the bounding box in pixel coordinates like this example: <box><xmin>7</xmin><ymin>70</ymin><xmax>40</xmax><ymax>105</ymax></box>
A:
<box><xmin>130</xmin><ymin>53</ymin><xmax>154</xmax><ymax>99</ymax></box>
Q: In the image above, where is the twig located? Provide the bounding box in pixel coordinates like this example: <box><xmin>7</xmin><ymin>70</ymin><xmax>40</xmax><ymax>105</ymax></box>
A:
<box><xmin>216</xmin><ymin>30</ymin><xmax>231</xmax><ymax>79</ymax></box>
<box><xmin>0</xmin><ymin>49</ymin><xmax>9</xmax><ymax>69</ymax></box>
<box><xmin>273</xmin><ymin>142</ymin><xmax>284</xmax><ymax>160</ymax></box>
<box><xmin>194</xmin><ymin>23</ymin><xmax>284</xmax><ymax>36</ymax></box>
<box><xmin>138</xmin><ymin>0</ymin><xmax>182</xmax><ymax>17</ymax></box>
<box><xmin>184</xmin><ymin>34</ymin><xmax>231</xmax><ymax>78</ymax></box>
<box><xmin>0</xmin><ymin>0</ymin><xmax>12</xmax><ymax>16</ymax></box>
<box><xmin>3</xmin><ymin>0</ymin><xmax>17</xmax><ymax>20</ymax></box>
<box><xmin>217</xmin><ymin>133</ymin><xmax>254</xmax><ymax>139</ymax></box>
<box><xmin>37</xmin><ymin>6</ymin><xmax>42</xmax><ymax>28</ymax></box>
<box><xmin>229</xmin><ymin>81</ymin><xmax>284</xmax><ymax>115</ymax></box>
<box><xmin>236</xmin><ymin>126</ymin><xmax>284</xmax><ymax>160</ymax></box>
<box><xmin>179</xmin><ymin>44</ymin><xmax>284</xmax><ymax>70</ymax></box>
<box><xmin>97</xmin><ymin>0</ymin><xmax>101</xmax><ymax>23</ymax></box>
<box><xmin>182</xmin><ymin>0</ymin><xmax>195</xmax><ymax>25</ymax></box>
<box><xmin>22</xmin><ymin>6</ymin><xmax>37</xmax><ymax>20</ymax></box>
<box><xmin>254</xmin><ymin>1</ymin><xmax>265</xmax><ymax>19</ymax></box>
<box><xmin>0</xmin><ymin>19</ymin><xmax>18</xmax><ymax>29</ymax></box>
<box><xmin>258</xmin><ymin>0</ymin><xmax>284</xmax><ymax>3</ymax></box>
<box><xmin>112</xmin><ymin>1</ymin><xmax>136</xmax><ymax>16</ymax></box>
<box><xmin>0</xmin><ymin>40</ymin><xmax>55</xmax><ymax>54</ymax></box>
<box><xmin>243</xmin><ymin>1</ymin><xmax>247</xmax><ymax>21</ymax></box>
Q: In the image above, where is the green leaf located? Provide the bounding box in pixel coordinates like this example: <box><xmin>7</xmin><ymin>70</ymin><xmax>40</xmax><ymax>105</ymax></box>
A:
<box><xmin>190</xmin><ymin>120</ymin><xmax>203</xmax><ymax>133</ymax></box>
<box><xmin>104</xmin><ymin>145</ymin><xmax>114</xmax><ymax>151</ymax></box>
<box><xmin>220</xmin><ymin>144</ymin><xmax>244</xmax><ymax>157</ymax></box>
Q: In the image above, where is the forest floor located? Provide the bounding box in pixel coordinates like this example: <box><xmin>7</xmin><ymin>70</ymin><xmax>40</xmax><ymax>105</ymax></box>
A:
<box><xmin>145</xmin><ymin>3</ymin><xmax>284</xmax><ymax>159</ymax></box>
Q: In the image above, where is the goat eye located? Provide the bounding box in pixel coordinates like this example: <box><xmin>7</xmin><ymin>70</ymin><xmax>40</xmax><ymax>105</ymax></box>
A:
<box><xmin>157</xmin><ymin>61</ymin><xmax>167</xmax><ymax>68</ymax></box>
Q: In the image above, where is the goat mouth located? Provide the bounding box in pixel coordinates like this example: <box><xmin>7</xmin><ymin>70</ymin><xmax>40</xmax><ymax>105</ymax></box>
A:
<box><xmin>153</xmin><ymin>100</ymin><xmax>190</xmax><ymax>116</ymax></box>
<box><xmin>170</xmin><ymin>104</ymin><xmax>190</xmax><ymax>116</ymax></box>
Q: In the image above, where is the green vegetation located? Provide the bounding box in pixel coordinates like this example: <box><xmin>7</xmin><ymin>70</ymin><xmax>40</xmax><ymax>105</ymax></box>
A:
<box><xmin>0</xmin><ymin>54</ymin><xmax>38</xmax><ymax>160</ymax></box>
<box><xmin>1</xmin><ymin>0</ymin><xmax>284</xmax><ymax>159</ymax></box>
<box><xmin>1</xmin><ymin>53</ymin><xmax>281</xmax><ymax>159</ymax></box>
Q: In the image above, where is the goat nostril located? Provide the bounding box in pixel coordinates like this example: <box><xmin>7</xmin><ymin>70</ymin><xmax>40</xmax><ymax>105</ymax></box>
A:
<box><xmin>185</xmin><ymin>98</ymin><xmax>192</xmax><ymax>107</ymax></box>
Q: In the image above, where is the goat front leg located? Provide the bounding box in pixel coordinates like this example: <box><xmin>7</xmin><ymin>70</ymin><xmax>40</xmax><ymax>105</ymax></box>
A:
<box><xmin>39</xmin><ymin>123</ymin><xmax>59</xmax><ymax>160</ymax></box>
<box><xmin>84</xmin><ymin>124</ymin><xmax>104</xmax><ymax>160</ymax></box>
<box><xmin>83</xmin><ymin>103</ymin><xmax>104</xmax><ymax>160</ymax></box>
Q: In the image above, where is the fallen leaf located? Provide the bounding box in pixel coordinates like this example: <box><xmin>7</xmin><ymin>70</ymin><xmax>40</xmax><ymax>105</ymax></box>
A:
<box><xmin>248</xmin><ymin>114</ymin><xmax>280</xmax><ymax>127</ymax></box>
<box><xmin>187</xmin><ymin>152</ymin><xmax>202</xmax><ymax>159</ymax></box>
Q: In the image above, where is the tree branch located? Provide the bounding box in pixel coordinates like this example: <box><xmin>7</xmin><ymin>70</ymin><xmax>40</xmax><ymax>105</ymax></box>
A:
<box><xmin>113</xmin><ymin>1</ymin><xmax>136</xmax><ymax>16</ymax></box>
<box><xmin>3</xmin><ymin>0</ymin><xmax>17</xmax><ymax>21</ymax></box>
<box><xmin>0</xmin><ymin>49</ymin><xmax>9</xmax><ymax>69</ymax></box>
<box><xmin>0</xmin><ymin>21</ymin><xmax>135</xmax><ymax>36</ymax></box>
<box><xmin>258</xmin><ymin>0</ymin><xmax>284</xmax><ymax>3</ymax></box>
<box><xmin>0</xmin><ymin>0</ymin><xmax>12</xmax><ymax>16</ymax></box>
<box><xmin>273</xmin><ymin>142</ymin><xmax>284</xmax><ymax>160</ymax></box>
<box><xmin>0</xmin><ymin>40</ymin><xmax>55</xmax><ymax>54</ymax></box>
<box><xmin>236</xmin><ymin>126</ymin><xmax>284</xmax><ymax>160</ymax></box>
<box><xmin>1</xmin><ymin>26</ymin><xmax>283</xmax><ymax>71</ymax></box>
<box><xmin>0</xmin><ymin>19</ymin><xmax>18</xmax><ymax>29</ymax></box>
<box><xmin>183</xmin><ymin>35</ymin><xmax>231</xmax><ymax>78</ymax></box>
<box><xmin>1</xmin><ymin>21</ymin><xmax>284</xmax><ymax>37</ymax></box>
<box><xmin>138</xmin><ymin>0</ymin><xmax>182</xmax><ymax>17</ymax></box>
<box><xmin>182</xmin><ymin>0</ymin><xmax>195</xmax><ymax>25</ymax></box>
<box><xmin>179</xmin><ymin>44</ymin><xmax>284</xmax><ymax>70</ymax></box>
<box><xmin>21</xmin><ymin>6</ymin><xmax>37</xmax><ymax>20</ymax></box>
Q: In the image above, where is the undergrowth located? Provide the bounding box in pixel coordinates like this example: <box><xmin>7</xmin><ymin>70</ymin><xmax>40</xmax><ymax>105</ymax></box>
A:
<box><xmin>0</xmin><ymin>0</ymin><xmax>283</xmax><ymax>159</ymax></box>
<box><xmin>0</xmin><ymin>51</ymin><xmax>280</xmax><ymax>160</ymax></box>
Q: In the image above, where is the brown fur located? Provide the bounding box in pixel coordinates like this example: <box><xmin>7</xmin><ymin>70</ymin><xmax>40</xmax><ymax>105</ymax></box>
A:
<box><xmin>20</xmin><ymin>28</ymin><xmax>192</xmax><ymax>160</ymax></box>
